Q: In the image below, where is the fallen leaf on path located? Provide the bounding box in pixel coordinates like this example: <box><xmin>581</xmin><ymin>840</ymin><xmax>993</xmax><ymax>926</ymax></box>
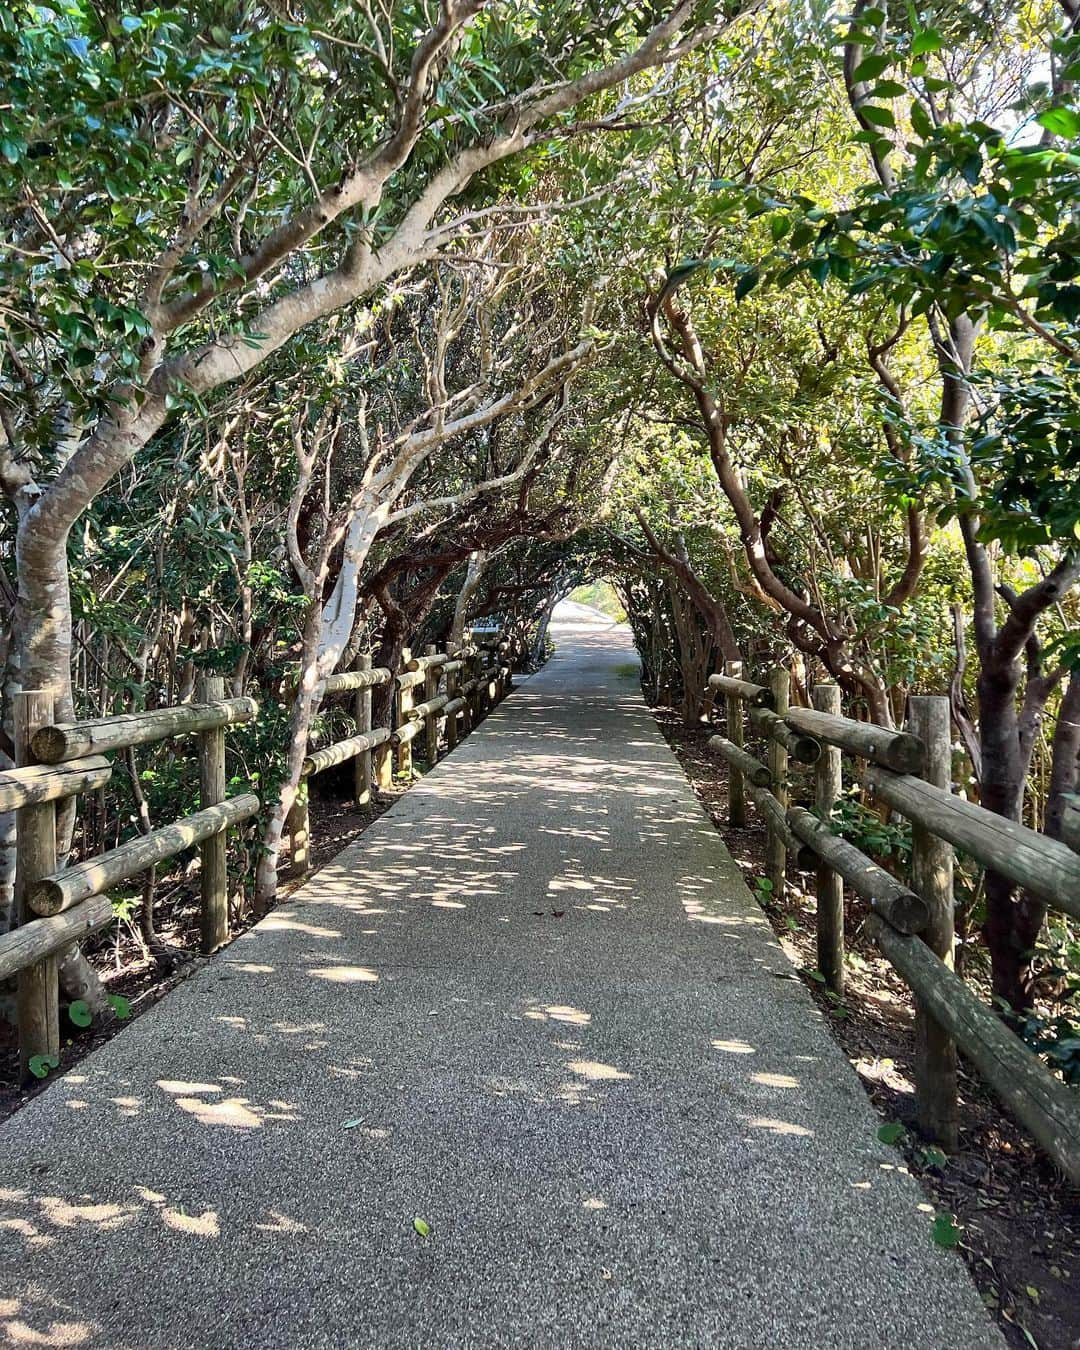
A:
<box><xmin>413</xmin><ymin>1217</ymin><xmax>431</xmax><ymax>1238</ymax></box>
<box><xmin>931</xmin><ymin>1213</ymin><xmax>962</xmax><ymax>1248</ymax></box>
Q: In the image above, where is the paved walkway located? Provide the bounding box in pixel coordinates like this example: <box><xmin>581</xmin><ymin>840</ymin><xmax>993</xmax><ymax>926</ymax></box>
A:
<box><xmin>0</xmin><ymin>618</ymin><xmax>1000</xmax><ymax>1348</ymax></box>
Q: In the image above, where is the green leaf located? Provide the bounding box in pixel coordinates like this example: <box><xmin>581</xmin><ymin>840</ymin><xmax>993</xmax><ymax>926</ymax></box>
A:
<box><xmin>870</xmin><ymin>81</ymin><xmax>907</xmax><ymax>98</ymax></box>
<box><xmin>910</xmin><ymin>100</ymin><xmax>933</xmax><ymax>140</ymax></box>
<box><xmin>861</xmin><ymin>105</ymin><xmax>896</xmax><ymax>129</ymax></box>
<box><xmin>734</xmin><ymin>267</ymin><xmax>760</xmax><ymax>301</ymax></box>
<box><xmin>852</xmin><ymin>54</ymin><xmax>891</xmax><ymax>83</ymax></box>
<box><xmin>930</xmin><ymin>1213</ymin><xmax>961</xmax><ymax>1248</ymax></box>
<box><xmin>342</xmin><ymin>1118</ymin><xmax>364</xmax><ymax>1129</ymax></box>
<box><xmin>413</xmin><ymin>1216</ymin><xmax>431</xmax><ymax>1238</ymax></box>
<box><xmin>808</xmin><ymin>257</ymin><xmax>831</xmax><ymax>285</ymax></box>
<box><xmin>68</xmin><ymin>1000</ymin><xmax>93</xmax><ymax>1028</ymax></box>
<box><xmin>912</xmin><ymin>30</ymin><xmax>943</xmax><ymax>55</ymax></box>
<box><xmin>108</xmin><ymin>994</ymin><xmax>132</xmax><ymax>1020</ymax></box>
<box><xmin>1037</xmin><ymin>108</ymin><xmax>1080</xmax><ymax>140</ymax></box>
<box><xmin>28</xmin><ymin>1054</ymin><xmax>60</xmax><ymax>1079</ymax></box>
<box><xmin>877</xmin><ymin>1121</ymin><xmax>905</xmax><ymax>1145</ymax></box>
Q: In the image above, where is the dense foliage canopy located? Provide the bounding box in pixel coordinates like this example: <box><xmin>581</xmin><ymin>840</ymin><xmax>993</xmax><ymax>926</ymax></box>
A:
<box><xmin>1</xmin><ymin>0</ymin><xmax>1078</xmax><ymax>1056</ymax></box>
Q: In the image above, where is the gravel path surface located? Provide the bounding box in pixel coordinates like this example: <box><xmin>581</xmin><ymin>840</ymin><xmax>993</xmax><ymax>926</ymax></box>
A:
<box><xmin>0</xmin><ymin>617</ymin><xmax>1002</xmax><ymax>1348</ymax></box>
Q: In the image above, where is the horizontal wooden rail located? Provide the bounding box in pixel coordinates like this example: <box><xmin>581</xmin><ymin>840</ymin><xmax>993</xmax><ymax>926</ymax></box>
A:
<box><xmin>322</xmin><ymin>667</ymin><xmax>392</xmax><ymax>693</ymax></box>
<box><xmin>0</xmin><ymin>756</ymin><xmax>111</xmax><ymax>812</ymax></box>
<box><xmin>407</xmin><ymin>693</ymin><xmax>449</xmax><ymax>722</ymax></box>
<box><xmin>706</xmin><ymin>735</ymin><xmax>770</xmax><ymax>787</ymax></box>
<box><xmin>747</xmin><ymin>786</ymin><xmax>815</xmax><ymax>869</ymax></box>
<box><xmin>29</xmin><ymin>794</ymin><xmax>260</xmax><ymax>916</ymax></box>
<box><xmin>303</xmin><ymin>727</ymin><xmax>391</xmax><ymax>777</ymax></box>
<box><xmin>867</xmin><ymin>766</ymin><xmax>1080</xmax><ymax>920</ymax></box>
<box><xmin>706</xmin><ymin>673</ymin><xmax>773</xmax><ymax>707</ymax></box>
<box><xmin>785</xmin><ymin>707</ymin><xmax>925</xmax><ymax>774</ymax></box>
<box><xmin>867</xmin><ymin>914</ymin><xmax>1080</xmax><ymax>1183</ymax></box>
<box><xmin>748</xmin><ymin>707</ymin><xmax>820</xmax><ymax>764</ymax></box>
<box><xmin>0</xmin><ymin>897</ymin><xmax>114</xmax><ymax>983</ymax></box>
<box><xmin>395</xmin><ymin>670</ymin><xmax>428</xmax><ymax>692</ymax></box>
<box><xmin>788</xmin><ymin>806</ymin><xmax>928</xmax><ymax>935</ymax></box>
<box><xmin>32</xmin><ymin>698</ymin><xmax>258</xmax><ymax>763</ymax></box>
<box><xmin>734</xmin><ymin>671</ymin><xmax>1079</xmax><ymax>1174</ymax></box>
<box><xmin>443</xmin><ymin>696</ymin><xmax>467</xmax><ymax>718</ymax></box>
<box><xmin>391</xmin><ymin>720</ymin><xmax>423</xmax><ymax>749</ymax></box>
<box><xmin>407</xmin><ymin>652</ymin><xmax>450</xmax><ymax>672</ymax></box>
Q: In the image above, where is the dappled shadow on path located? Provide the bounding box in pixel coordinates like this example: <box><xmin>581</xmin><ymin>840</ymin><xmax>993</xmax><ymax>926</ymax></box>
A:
<box><xmin>0</xmin><ymin>621</ymin><xmax>966</xmax><ymax>1349</ymax></box>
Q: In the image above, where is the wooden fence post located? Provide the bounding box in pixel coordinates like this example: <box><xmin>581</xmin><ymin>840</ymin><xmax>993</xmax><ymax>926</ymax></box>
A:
<box><xmin>354</xmin><ymin>654</ymin><xmax>372</xmax><ymax>807</ymax></box>
<box><xmin>766</xmin><ymin>667</ymin><xmax>789</xmax><ymax>900</ymax></box>
<box><xmin>373</xmin><ymin>717</ymin><xmax>393</xmax><ymax>794</ymax></box>
<box><xmin>909</xmin><ymin>695</ymin><xmax>958</xmax><ymax>1150</ymax></box>
<box><xmin>813</xmin><ymin>682</ymin><xmax>844</xmax><ymax>995</ymax></box>
<box><xmin>14</xmin><ymin>690</ymin><xmax>59</xmax><ymax>1082</ymax></box>
<box><xmin>475</xmin><ymin>651</ymin><xmax>487</xmax><ymax>723</ymax></box>
<box><xmin>446</xmin><ymin>657</ymin><xmax>460</xmax><ymax>751</ymax></box>
<box><xmin>725</xmin><ymin>659</ymin><xmax>746</xmax><ymax>828</ymax></box>
<box><xmin>396</xmin><ymin>647</ymin><xmax>413</xmax><ymax>780</ymax></box>
<box><xmin>197</xmin><ymin>675</ymin><xmax>229</xmax><ymax>952</ymax></box>
<box><xmin>424</xmin><ymin>643</ymin><xmax>440</xmax><ymax>765</ymax></box>
<box><xmin>462</xmin><ymin>652</ymin><xmax>476</xmax><ymax>736</ymax></box>
<box><xmin>287</xmin><ymin>788</ymin><xmax>310</xmax><ymax>876</ymax></box>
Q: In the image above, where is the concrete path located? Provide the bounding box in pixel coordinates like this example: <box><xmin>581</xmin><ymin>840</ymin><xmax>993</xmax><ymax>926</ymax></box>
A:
<box><xmin>0</xmin><ymin>618</ymin><xmax>1002</xmax><ymax>1349</ymax></box>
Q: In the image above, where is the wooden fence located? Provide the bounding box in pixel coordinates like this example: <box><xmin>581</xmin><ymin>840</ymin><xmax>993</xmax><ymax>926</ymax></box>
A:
<box><xmin>286</xmin><ymin>641</ymin><xmax>511</xmax><ymax>875</ymax></box>
<box><xmin>707</xmin><ymin>663</ymin><xmax>1080</xmax><ymax>1184</ymax></box>
<box><xmin>0</xmin><ymin>639</ymin><xmax>514</xmax><ymax>1083</ymax></box>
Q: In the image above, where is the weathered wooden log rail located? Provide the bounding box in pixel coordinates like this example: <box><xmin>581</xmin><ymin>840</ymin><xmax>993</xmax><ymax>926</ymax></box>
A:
<box><xmin>704</xmin><ymin>671</ymin><xmax>1080</xmax><ymax>1183</ymax></box>
<box><xmin>1</xmin><ymin>633</ymin><xmax>521</xmax><ymax>1085</ymax></box>
<box><xmin>2</xmin><ymin>678</ymin><xmax>260</xmax><ymax>1081</ymax></box>
<box><xmin>286</xmin><ymin>640</ymin><xmax>513</xmax><ymax>879</ymax></box>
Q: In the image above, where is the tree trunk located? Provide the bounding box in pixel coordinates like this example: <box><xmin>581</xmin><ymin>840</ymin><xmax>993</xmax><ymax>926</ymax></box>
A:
<box><xmin>12</xmin><ymin>519</ymin><xmax>107</xmax><ymax>1013</ymax></box>
<box><xmin>977</xmin><ymin>655</ymin><xmax>1042</xmax><ymax>1011</ymax></box>
<box><xmin>450</xmin><ymin>551</ymin><xmax>488</xmax><ymax>649</ymax></box>
<box><xmin>668</xmin><ymin>578</ymin><xmax>712</xmax><ymax>725</ymax></box>
<box><xmin>255</xmin><ymin>598</ymin><xmax>325</xmax><ymax>909</ymax></box>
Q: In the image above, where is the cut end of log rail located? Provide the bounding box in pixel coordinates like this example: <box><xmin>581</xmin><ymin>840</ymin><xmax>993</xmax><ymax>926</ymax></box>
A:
<box><xmin>784</xmin><ymin>707</ymin><xmax>925</xmax><ymax>775</ymax></box>
<box><xmin>705</xmin><ymin>673</ymin><xmax>774</xmax><ymax>707</ymax></box>
<box><xmin>706</xmin><ymin>735</ymin><xmax>771</xmax><ymax>787</ymax></box>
